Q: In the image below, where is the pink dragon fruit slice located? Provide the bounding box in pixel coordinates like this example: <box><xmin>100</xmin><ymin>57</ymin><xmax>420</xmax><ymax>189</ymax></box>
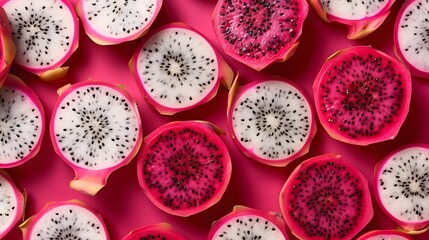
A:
<box><xmin>356</xmin><ymin>229</ymin><xmax>414</xmax><ymax>240</ymax></box>
<box><xmin>212</xmin><ymin>0</ymin><xmax>308</xmax><ymax>71</ymax></box>
<box><xmin>313</xmin><ymin>46</ymin><xmax>412</xmax><ymax>145</ymax></box>
<box><xmin>0</xmin><ymin>0</ymin><xmax>79</xmax><ymax>81</ymax></box>
<box><xmin>394</xmin><ymin>0</ymin><xmax>429</xmax><ymax>79</ymax></box>
<box><xmin>308</xmin><ymin>0</ymin><xmax>396</xmax><ymax>39</ymax></box>
<box><xmin>137</xmin><ymin>121</ymin><xmax>232</xmax><ymax>217</ymax></box>
<box><xmin>0</xmin><ymin>7</ymin><xmax>15</xmax><ymax>88</ymax></box>
<box><xmin>280</xmin><ymin>154</ymin><xmax>374</xmax><ymax>240</ymax></box>
<box><xmin>0</xmin><ymin>74</ymin><xmax>45</xmax><ymax>168</ymax></box>
<box><xmin>50</xmin><ymin>80</ymin><xmax>143</xmax><ymax>195</ymax></box>
<box><xmin>0</xmin><ymin>170</ymin><xmax>25</xmax><ymax>239</ymax></box>
<box><xmin>20</xmin><ymin>200</ymin><xmax>109</xmax><ymax>240</ymax></box>
<box><xmin>122</xmin><ymin>223</ymin><xmax>186</xmax><ymax>240</ymax></box>
<box><xmin>130</xmin><ymin>22</ymin><xmax>233</xmax><ymax>115</ymax></box>
<box><xmin>375</xmin><ymin>144</ymin><xmax>429</xmax><ymax>234</ymax></box>
<box><xmin>207</xmin><ymin>205</ymin><xmax>288</xmax><ymax>239</ymax></box>
<box><xmin>76</xmin><ymin>0</ymin><xmax>163</xmax><ymax>45</ymax></box>
<box><xmin>227</xmin><ymin>77</ymin><xmax>316</xmax><ymax>167</ymax></box>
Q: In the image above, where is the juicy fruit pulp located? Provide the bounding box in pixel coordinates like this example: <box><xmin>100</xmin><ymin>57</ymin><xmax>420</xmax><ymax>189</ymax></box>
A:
<box><xmin>313</xmin><ymin>46</ymin><xmax>411</xmax><ymax>145</ymax></box>
<box><xmin>394</xmin><ymin>0</ymin><xmax>429</xmax><ymax>79</ymax></box>
<box><xmin>280</xmin><ymin>154</ymin><xmax>373</xmax><ymax>240</ymax></box>
<box><xmin>0</xmin><ymin>74</ymin><xmax>44</xmax><ymax>168</ymax></box>
<box><xmin>375</xmin><ymin>144</ymin><xmax>429</xmax><ymax>233</ymax></box>
<box><xmin>50</xmin><ymin>81</ymin><xmax>142</xmax><ymax>195</ymax></box>
<box><xmin>20</xmin><ymin>200</ymin><xmax>109</xmax><ymax>240</ymax></box>
<box><xmin>1</xmin><ymin>0</ymin><xmax>79</xmax><ymax>81</ymax></box>
<box><xmin>212</xmin><ymin>0</ymin><xmax>308</xmax><ymax>71</ymax></box>
<box><xmin>0</xmin><ymin>170</ymin><xmax>24</xmax><ymax>239</ymax></box>
<box><xmin>356</xmin><ymin>229</ymin><xmax>414</xmax><ymax>240</ymax></box>
<box><xmin>76</xmin><ymin>0</ymin><xmax>163</xmax><ymax>45</ymax></box>
<box><xmin>137</xmin><ymin>121</ymin><xmax>232</xmax><ymax>217</ymax></box>
<box><xmin>228</xmin><ymin>78</ymin><xmax>316</xmax><ymax>167</ymax></box>
<box><xmin>130</xmin><ymin>22</ymin><xmax>233</xmax><ymax>115</ymax></box>
<box><xmin>121</xmin><ymin>223</ymin><xmax>186</xmax><ymax>240</ymax></box>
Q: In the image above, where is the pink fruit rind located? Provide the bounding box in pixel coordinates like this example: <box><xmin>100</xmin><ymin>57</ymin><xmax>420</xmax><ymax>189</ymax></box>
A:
<box><xmin>0</xmin><ymin>7</ymin><xmax>15</xmax><ymax>88</ymax></box>
<box><xmin>356</xmin><ymin>229</ymin><xmax>414</xmax><ymax>240</ymax></box>
<box><xmin>122</xmin><ymin>223</ymin><xmax>187</xmax><ymax>240</ymax></box>
<box><xmin>212</xmin><ymin>0</ymin><xmax>308</xmax><ymax>71</ymax></box>
<box><xmin>393</xmin><ymin>0</ymin><xmax>429</xmax><ymax>79</ymax></box>
<box><xmin>129</xmin><ymin>22</ymin><xmax>233</xmax><ymax>115</ymax></box>
<box><xmin>280</xmin><ymin>154</ymin><xmax>374</xmax><ymax>240</ymax></box>
<box><xmin>0</xmin><ymin>170</ymin><xmax>25</xmax><ymax>239</ymax></box>
<box><xmin>374</xmin><ymin>143</ymin><xmax>429</xmax><ymax>233</ymax></box>
<box><xmin>313</xmin><ymin>46</ymin><xmax>412</xmax><ymax>146</ymax></box>
<box><xmin>50</xmin><ymin>80</ymin><xmax>143</xmax><ymax>196</ymax></box>
<box><xmin>137</xmin><ymin>120</ymin><xmax>232</xmax><ymax>217</ymax></box>
<box><xmin>227</xmin><ymin>77</ymin><xmax>317</xmax><ymax>167</ymax></box>
<box><xmin>308</xmin><ymin>0</ymin><xmax>395</xmax><ymax>39</ymax></box>
<box><xmin>19</xmin><ymin>200</ymin><xmax>109</xmax><ymax>240</ymax></box>
<box><xmin>0</xmin><ymin>74</ymin><xmax>45</xmax><ymax>168</ymax></box>
<box><xmin>75</xmin><ymin>0</ymin><xmax>163</xmax><ymax>45</ymax></box>
<box><xmin>207</xmin><ymin>205</ymin><xmax>288</xmax><ymax>239</ymax></box>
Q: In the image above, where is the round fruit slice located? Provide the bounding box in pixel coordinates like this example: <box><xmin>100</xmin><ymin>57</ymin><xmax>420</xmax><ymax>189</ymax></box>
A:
<box><xmin>227</xmin><ymin>78</ymin><xmax>316</xmax><ymax>167</ymax></box>
<box><xmin>280</xmin><ymin>154</ymin><xmax>373</xmax><ymax>240</ymax></box>
<box><xmin>207</xmin><ymin>205</ymin><xmax>288</xmax><ymax>240</ymax></box>
<box><xmin>122</xmin><ymin>223</ymin><xmax>186</xmax><ymax>240</ymax></box>
<box><xmin>394</xmin><ymin>0</ymin><xmax>429</xmax><ymax>79</ymax></box>
<box><xmin>20</xmin><ymin>200</ymin><xmax>109</xmax><ymax>240</ymax></box>
<box><xmin>313</xmin><ymin>46</ymin><xmax>412</xmax><ymax>146</ymax></box>
<box><xmin>76</xmin><ymin>0</ymin><xmax>163</xmax><ymax>45</ymax></box>
<box><xmin>1</xmin><ymin>0</ymin><xmax>79</xmax><ymax>81</ymax></box>
<box><xmin>356</xmin><ymin>229</ymin><xmax>414</xmax><ymax>240</ymax></box>
<box><xmin>308</xmin><ymin>0</ymin><xmax>396</xmax><ymax>39</ymax></box>
<box><xmin>137</xmin><ymin>121</ymin><xmax>232</xmax><ymax>217</ymax></box>
<box><xmin>50</xmin><ymin>80</ymin><xmax>143</xmax><ymax>195</ymax></box>
<box><xmin>375</xmin><ymin>144</ymin><xmax>429</xmax><ymax>233</ymax></box>
<box><xmin>0</xmin><ymin>170</ymin><xmax>25</xmax><ymax>239</ymax></box>
<box><xmin>0</xmin><ymin>7</ymin><xmax>15</xmax><ymax>88</ymax></box>
<box><xmin>0</xmin><ymin>74</ymin><xmax>45</xmax><ymax>168</ymax></box>
<box><xmin>212</xmin><ymin>0</ymin><xmax>308</xmax><ymax>71</ymax></box>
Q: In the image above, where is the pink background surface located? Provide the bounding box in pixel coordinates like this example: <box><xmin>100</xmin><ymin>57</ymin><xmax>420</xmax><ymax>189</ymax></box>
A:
<box><xmin>3</xmin><ymin>0</ymin><xmax>429</xmax><ymax>239</ymax></box>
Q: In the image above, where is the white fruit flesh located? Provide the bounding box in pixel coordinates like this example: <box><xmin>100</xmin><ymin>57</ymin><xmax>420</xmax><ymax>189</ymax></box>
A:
<box><xmin>320</xmin><ymin>0</ymin><xmax>389</xmax><ymax>20</ymax></box>
<box><xmin>0</xmin><ymin>174</ymin><xmax>19</xmax><ymax>234</ymax></box>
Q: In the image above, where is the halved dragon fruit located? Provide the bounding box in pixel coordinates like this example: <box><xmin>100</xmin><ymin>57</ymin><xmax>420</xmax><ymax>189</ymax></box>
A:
<box><xmin>20</xmin><ymin>200</ymin><xmax>109</xmax><ymax>240</ymax></box>
<box><xmin>0</xmin><ymin>7</ymin><xmax>15</xmax><ymax>88</ymax></box>
<box><xmin>356</xmin><ymin>230</ymin><xmax>414</xmax><ymax>240</ymax></box>
<box><xmin>0</xmin><ymin>170</ymin><xmax>25</xmax><ymax>239</ymax></box>
<box><xmin>394</xmin><ymin>0</ymin><xmax>429</xmax><ymax>79</ymax></box>
<box><xmin>207</xmin><ymin>205</ymin><xmax>288</xmax><ymax>240</ymax></box>
<box><xmin>130</xmin><ymin>22</ymin><xmax>233</xmax><ymax>115</ymax></box>
<box><xmin>309</xmin><ymin>0</ymin><xmax>396</xmax><ymax>39</ymax></box>
<box><xmin>375</xmin><ymin>144</ymin><xmax>429</xmax><ymax>233</ymax></box>
<box><xmin>280</xmin><ymin>154</ymin><xmax>373</xmax><ymax>240</ymax></box>
<box><xmin>50</xmin><ymin>80</ymin><xmax>143</xmax><ymax>195</ymax></box>
<box><xmin>122</xmin><ymin>223</ymin><xmax>186</xmax><ymax>240</ymax></box>
<box><xmin>76</xmin><ymin>0</ymin><xmax>163</xmax><ymax>45</ymax></box>
<box><xmin>137</xmin><ymin>121</ymin><xmax>232</xmax><ymax>217</ymax></box>
<box><xmin>0</xmin><ymin>74</ymin><xmax>45</xmax><ymax>168</ymax></box>
<box><xmin>212</xmin><ymin>0</ymin><xmax>308</xmax><ymax>71</ymax></box>
<box><xmin>313</xmin><ymin>46</ymin><xmax>412</xmax><ymax>145</ymax></box>
<box><xmin>227</xmin><ymin>77</ymin><xmax>316</xmax><ymax>167</ymax></box>
<box><xmin>1</xmin><ymin>0</ymin><xmax>79</xmax><ymax>81</ymax></box>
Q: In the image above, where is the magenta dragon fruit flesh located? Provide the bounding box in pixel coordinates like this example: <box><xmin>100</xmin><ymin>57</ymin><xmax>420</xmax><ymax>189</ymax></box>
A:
<box><xmin>122</xmin><ymin>223</ymin><xmax>187</xmax><ymax>240</ymax></box>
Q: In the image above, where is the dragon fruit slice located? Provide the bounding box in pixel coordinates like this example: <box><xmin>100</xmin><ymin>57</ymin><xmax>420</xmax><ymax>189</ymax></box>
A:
<box><xmin>374</xmin><ymin>144</ymin><xmax>429</xmax><ymax>233</ymax></box>
<box><xmin>0</xmin><ymin>170</ymin><xmax>24</xmax><ymax>239</ymax></box>
<box><xmin>394</xmin><ymin>0</ymin><xmax>429</xmax><ymax>79</ymax></box>
<box><xmin>130</xmin><ymin>22</ymin><xmax>233</xmax><ymax>115</ymax></box>
<box><xmin>137</xmin><ymin>121</ymin><xmax>232</xmax><ymax>217</ymax></box>
<box><xmin>356</xmin><ymin>230</ymin><xmax>414</xmax><ymax>240</ymax></box>
<box><xmin>50</xmin><ymin>80</ymin><xmax>143</xmax><ymax>195</ymax></box>
<box><xmin>313</xmin><ymin>46</ymin><xmax>412</xmax><ymax>145</ymax></box>
<box><xmin>212</xmin><ymin>0</ymin><xmax>308</xmax><ymax>71</ymax></box>
<box><xmin>280</xmin><ymin>154</ymin><xmax>373</xmax><ymax>240</ymax></box>
<box><xmin>309</xmin><ymin>0</ymin><xmax>396</xmax><ymax>39</ymax></box>
<box><xmin>122</xmin><ymin>223</ymin><xmax>186</xmax><ymax>240</ymax></box>
<box><xmin>76</xmin><ymin>0</ymin><xmax>162</xmax><ymax>45</ymax></box>
<box><xmin>227</xmin><ymin>78</ymin><xmax>316</xmax><ymax>167</ymax></box>
<box><xmin>207</xmin><ymin>205</ymin><xmax>288</xmax><ymax>240</ymax></box>
<box><xmin>20</xmin><ymin>200</ymin><xmax>109</xmax><ymax>240</ymax></box>
<box><xmin>0</xmin><ymin>7</ymin><xmax>15</xmax><ymax>88</ymax></box>
<box><xmin>0</xmin><ymin>74</ymin><xmax>45</xmax><ymax>168</ymax></box>
<box><xmin>1</xmin><ymin>0</ymin><xmax>79</xmax><ymax>81</ymax></box>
